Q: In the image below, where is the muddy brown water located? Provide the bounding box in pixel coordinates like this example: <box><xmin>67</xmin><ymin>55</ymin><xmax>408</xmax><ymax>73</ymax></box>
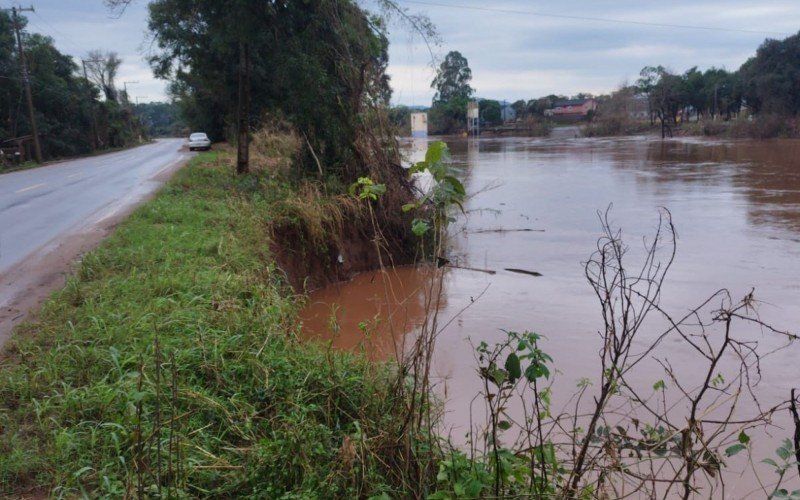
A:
<box><xmin>300</xmin><ymin>136</ymin><xmax>800</xmax><ymax>496</ymax></box>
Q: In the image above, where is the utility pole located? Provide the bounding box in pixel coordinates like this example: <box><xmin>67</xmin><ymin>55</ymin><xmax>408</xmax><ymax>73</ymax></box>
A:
<box><xmin>82</xmin><ymin>58</ymin><xmax>102</xmax><ymax>150</ymax></box>
<box><xmin>10</xmin><ymin>6</ymin><xmax>42</xmax><ymax>163</ymax></box>
<box><xmin>236</xmin><ymin>40</ymin><xmax>250</xmax><ymax>174</ymax></box>
<box><xmin>122</xmin><ymin>80</ymin><xmax>138</xmax><ymax>105</ymax></box>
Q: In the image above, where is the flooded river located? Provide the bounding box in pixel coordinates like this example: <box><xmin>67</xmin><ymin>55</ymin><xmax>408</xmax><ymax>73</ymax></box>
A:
<box><xmin>300</xmin><ymin>135</ymin><xmax>800</xmax><ymax>495</ymax></box>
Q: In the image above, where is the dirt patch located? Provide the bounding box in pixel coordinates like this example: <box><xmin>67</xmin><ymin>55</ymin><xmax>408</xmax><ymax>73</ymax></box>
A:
<box><xmin>0</xmin><ymin>156</ymin><xmax>189</xmax><ymax>347</ymax></box>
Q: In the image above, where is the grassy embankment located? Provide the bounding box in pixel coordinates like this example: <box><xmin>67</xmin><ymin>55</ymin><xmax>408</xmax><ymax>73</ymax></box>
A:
<box><xmin>0</xmin><ymin>148</ymin><xmax>415</xmax><ymax>497</ymax></box>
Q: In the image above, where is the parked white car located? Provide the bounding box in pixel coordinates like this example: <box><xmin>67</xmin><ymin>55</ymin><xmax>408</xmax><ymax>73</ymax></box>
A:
<box><xmin>188</xmin><ymin>132</ymin><xmax>211</xmax><ymax>151</ymax></box>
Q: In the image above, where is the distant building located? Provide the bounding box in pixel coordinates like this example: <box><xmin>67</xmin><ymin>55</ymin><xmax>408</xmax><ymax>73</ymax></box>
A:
<box><xmin>545</xmin><ymin>98</ymin><xmax>598</xmax><ymax>119</ymax></box>
<box><xmin>411</xmin><ymin>112</ymin><xmax>428</xmax><ymax>138</ymax></box>
<box><xmin>467</xmin><ymin>101</ymin><xmax>479</xmax><ymax>136</ymax></box>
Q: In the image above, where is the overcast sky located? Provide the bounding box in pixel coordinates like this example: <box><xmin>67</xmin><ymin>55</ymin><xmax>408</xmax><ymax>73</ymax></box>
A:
<box><xmin>9</xmin><ymin>0</ymin><xmax>800</xmax><ymax>106</ymax></box>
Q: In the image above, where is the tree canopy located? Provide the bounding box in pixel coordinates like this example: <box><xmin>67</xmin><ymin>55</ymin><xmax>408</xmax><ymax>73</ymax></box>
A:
<box><xmin>431</xmin><ymin>50</ymin><xmax>474</xmax><ymax>103</ymax></box>
<box><xmin>0</xmin><ymin>11</ymin><xmax>144</xmax><ymax>160</ymax></box>
<box><xmin>147</xmin><ymin>0</ymin><xmax>394</xmax><ymax>179</ymax></box>
<box><xmin>740</xmin><ymin>32</ymin><xmax>800</xmax><ymax>115</ymax></box>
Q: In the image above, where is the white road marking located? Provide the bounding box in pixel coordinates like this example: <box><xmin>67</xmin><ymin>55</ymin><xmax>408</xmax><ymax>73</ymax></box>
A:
<box><xmin>15</xmin><ymin>183</ymin><xmax>46</xmax><ymax>194</ymax></box>
<box><xmin>67</xmin><ymin>172</ymin><xmax>82</xmax><ymax>179</ymax></box>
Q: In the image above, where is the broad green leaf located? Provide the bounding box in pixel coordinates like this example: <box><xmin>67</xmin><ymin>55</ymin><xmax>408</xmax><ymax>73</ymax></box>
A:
<box><xmin>425</xmin><ymin>141</ymin><xmax>448</xmax><ymax>165</ymax></box>
<box><xmin>504</xmin><ymin>353</ymin><xmax>521</xmax><ymax>382</ymax></box>
<box><xmin>408</xmin><ymin>161</ymin><xmax>427</xmax><ymax>174</ymax></box>
<box><xmin>738</xmin><ymin>430</ymin><xmax>750</xmax><ymax>444</ymax></box>
<box><xmin>443</xmin><ymin>175</ymin><xmax>466</xmax><ymax>196</ymax></box>
<box><xmin>466</xmin><ymin>479</ymin><xmax>483</xmax><ymax>497</ymax></box>
<box><xmin>411</xmin><ymin>219</ymin><xmax>430</xmax><ymax>237</ymax></box>
<box><xmin>725</xmin><ymin>444</ymin><xmax>746</xmax><ymax>457</ymax></box>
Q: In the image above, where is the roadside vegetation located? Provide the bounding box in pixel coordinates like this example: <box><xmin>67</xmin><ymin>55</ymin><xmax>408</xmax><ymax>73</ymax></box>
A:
<box><xmin>0</xmin><ymin>144</ymin><xmax>419</xmax><ymax>497</ymax></box>
<box><xmin>0</xmin><ymin>12</ymin><xmax>149</xmax><ymax>168</ymax></box>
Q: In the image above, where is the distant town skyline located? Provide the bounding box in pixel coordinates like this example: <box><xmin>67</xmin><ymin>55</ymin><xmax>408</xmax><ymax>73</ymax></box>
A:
<box><xmin>12</xmin><ymin>0</ymin><xmax>800</xmax><ymax>105</ymax></box>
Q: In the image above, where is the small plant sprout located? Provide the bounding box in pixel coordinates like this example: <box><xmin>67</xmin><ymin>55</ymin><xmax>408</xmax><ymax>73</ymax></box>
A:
<box><xmin>349</xmin><ymin>176</ymin><xmax>387</xmax><ymax>201</ymax></box>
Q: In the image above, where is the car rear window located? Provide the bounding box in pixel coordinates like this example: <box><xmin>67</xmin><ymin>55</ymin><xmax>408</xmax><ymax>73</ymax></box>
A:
<box><xmin>190</xmin><ymin>133</ymin><xmax>207</xmax><ymax>140</ymax></box>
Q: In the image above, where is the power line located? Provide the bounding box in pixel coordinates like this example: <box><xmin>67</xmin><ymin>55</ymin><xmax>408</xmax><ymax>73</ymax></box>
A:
<box><xmin>31</xmin><ymin>10</ymin><xmax>86</xmax><ymax>55</ymax></box>
<box><xmin>397</xmin><ymin>0</ymin><xmax>791</xmax><ymax>37</ymax></box>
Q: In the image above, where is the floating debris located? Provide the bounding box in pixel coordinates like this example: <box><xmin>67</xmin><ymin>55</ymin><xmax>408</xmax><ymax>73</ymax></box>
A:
<box><xmin>471</xmin><ymin>228</ymin><xmax>545</xmax><ymax>234</ymax></box>
<box><xmin>505</xmin><ymin>268</ymin><xmax>543</xmax><ymax>277</ymax></box>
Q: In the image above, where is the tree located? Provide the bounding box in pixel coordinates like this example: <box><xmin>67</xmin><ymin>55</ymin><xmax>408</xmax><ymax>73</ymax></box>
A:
<box><xmin>388</xmin><ymin>105</ymin><xmax>411</xmax><ymax>135</ymax></box>
<box><xmin>428</xmin><ymin>97</ymin><xmax>468</xmax><ymax>134</ymax></box>
<box><xmin>147</xmin><ymin>0</ymin><xmax>395</xmax><ymax>179</ymax></box>
<box><xmin>510</xmin><ymin>99</ymin><xmax>527</xmax><ymax>119</ymax></box>
<box><xmin>682</xmin><ymin>67</ymin><xmax>705</xmax><ymax>121</ymax></box>
<box><xmin>0</xmin><ymin>11</ymin><xmax>144</xmax><ymax>159</ymax></box>
<box><xmin>480</xmin><ymin>99</ymin><xmax>501</xmax><ymax>125</ymax></box>
<box><xmin>431</xmin><ymin>50</ymin><xmax>473</xmax><ymax>103</ymax></box>
<box><xmin>134</xmin><ymin>101</ymin><xmax>186</xmax><ymax>137</ymax></box>
<box><xmin>85</xmin><ymin>50</ymin><xmax>121</xmax><ymax>101</ymax></box>
<box><xmin>0</xmin><ymin>10</ymin><xmax>17</xmax><ymax>140</ymax></box>
<box><xmin>739</xmin><ymin>32</ymin><xmax>800</xmax><ymax>116</ymax></box>
<box><xmin>638</xmin><ymin>66</ymin><xmax>684</xmax><ymax>138</ymax></box>
<box><xmin>702</xmin><ymin>68</ymin><xmax>741</xmax><ymax>120</ymax></box>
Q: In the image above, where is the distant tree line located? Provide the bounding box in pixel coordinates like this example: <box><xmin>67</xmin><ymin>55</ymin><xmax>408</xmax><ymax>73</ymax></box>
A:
<box><xmin>595</xmin><ymin>31</ymin><xmax>800</xmax><ymax>138</ymax></box>
<box><xmin>398</xmin><ymin>31</ymin><xmax>800</xmax><ymax>138</ymax></box>
<box><xmin>0</xmin><ymin>11</ymin><xmax>149</xmax><ymax>161</ymax></box>
<box><xmin>133</xmin><ymin>102</ymin><xmax>186</xmax><ymax>137</ymax></box>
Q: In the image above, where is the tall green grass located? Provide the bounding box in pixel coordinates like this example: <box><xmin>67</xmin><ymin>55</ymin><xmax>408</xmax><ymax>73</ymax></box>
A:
<box><xmin>0</xmin><ymin>152</ymin><xmax>408</xmax><ymax>497</ymax></box>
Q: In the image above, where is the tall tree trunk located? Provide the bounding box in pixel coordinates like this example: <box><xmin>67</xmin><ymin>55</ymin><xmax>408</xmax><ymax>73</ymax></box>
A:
<box><xmin>236</xmin><ymin>40</ymin><xmax>250</xmax><ymax>175</ymax></box>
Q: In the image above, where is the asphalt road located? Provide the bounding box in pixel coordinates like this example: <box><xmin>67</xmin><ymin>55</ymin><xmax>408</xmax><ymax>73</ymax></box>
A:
<box><xmin>0</xmin><ymin>138</ymin><xmax>190</xmax><ymax>340</ymax></box>
<box><xmin>0</xmin><ymin>139</ymin><xmax>187</xmax><ymax>273</ymax></box>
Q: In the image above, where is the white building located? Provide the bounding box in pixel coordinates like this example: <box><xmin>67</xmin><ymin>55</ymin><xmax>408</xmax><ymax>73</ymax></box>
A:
<box><xmin>411</xmin><ymin>112</ymin><xmax>428</xmax><ymax>138</ymax></box>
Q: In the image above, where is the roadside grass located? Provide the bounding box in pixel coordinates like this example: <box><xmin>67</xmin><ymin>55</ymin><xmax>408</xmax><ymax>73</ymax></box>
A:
<box><xmin>0</xmin><ymin>160</ymin><xmax>40</xmax><ymax>174</ymax></box>
<box><xmin>0</xmin><ymin>151</ymin><xmax>407</xmax><ymax>497</ymax></box>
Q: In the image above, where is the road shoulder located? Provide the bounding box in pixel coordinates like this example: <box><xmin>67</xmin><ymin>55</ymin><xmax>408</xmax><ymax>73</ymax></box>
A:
<box><xmin>0</xmin><ymin>152</ymin><xmax>189</xmax><ymax>344</ymax></box>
